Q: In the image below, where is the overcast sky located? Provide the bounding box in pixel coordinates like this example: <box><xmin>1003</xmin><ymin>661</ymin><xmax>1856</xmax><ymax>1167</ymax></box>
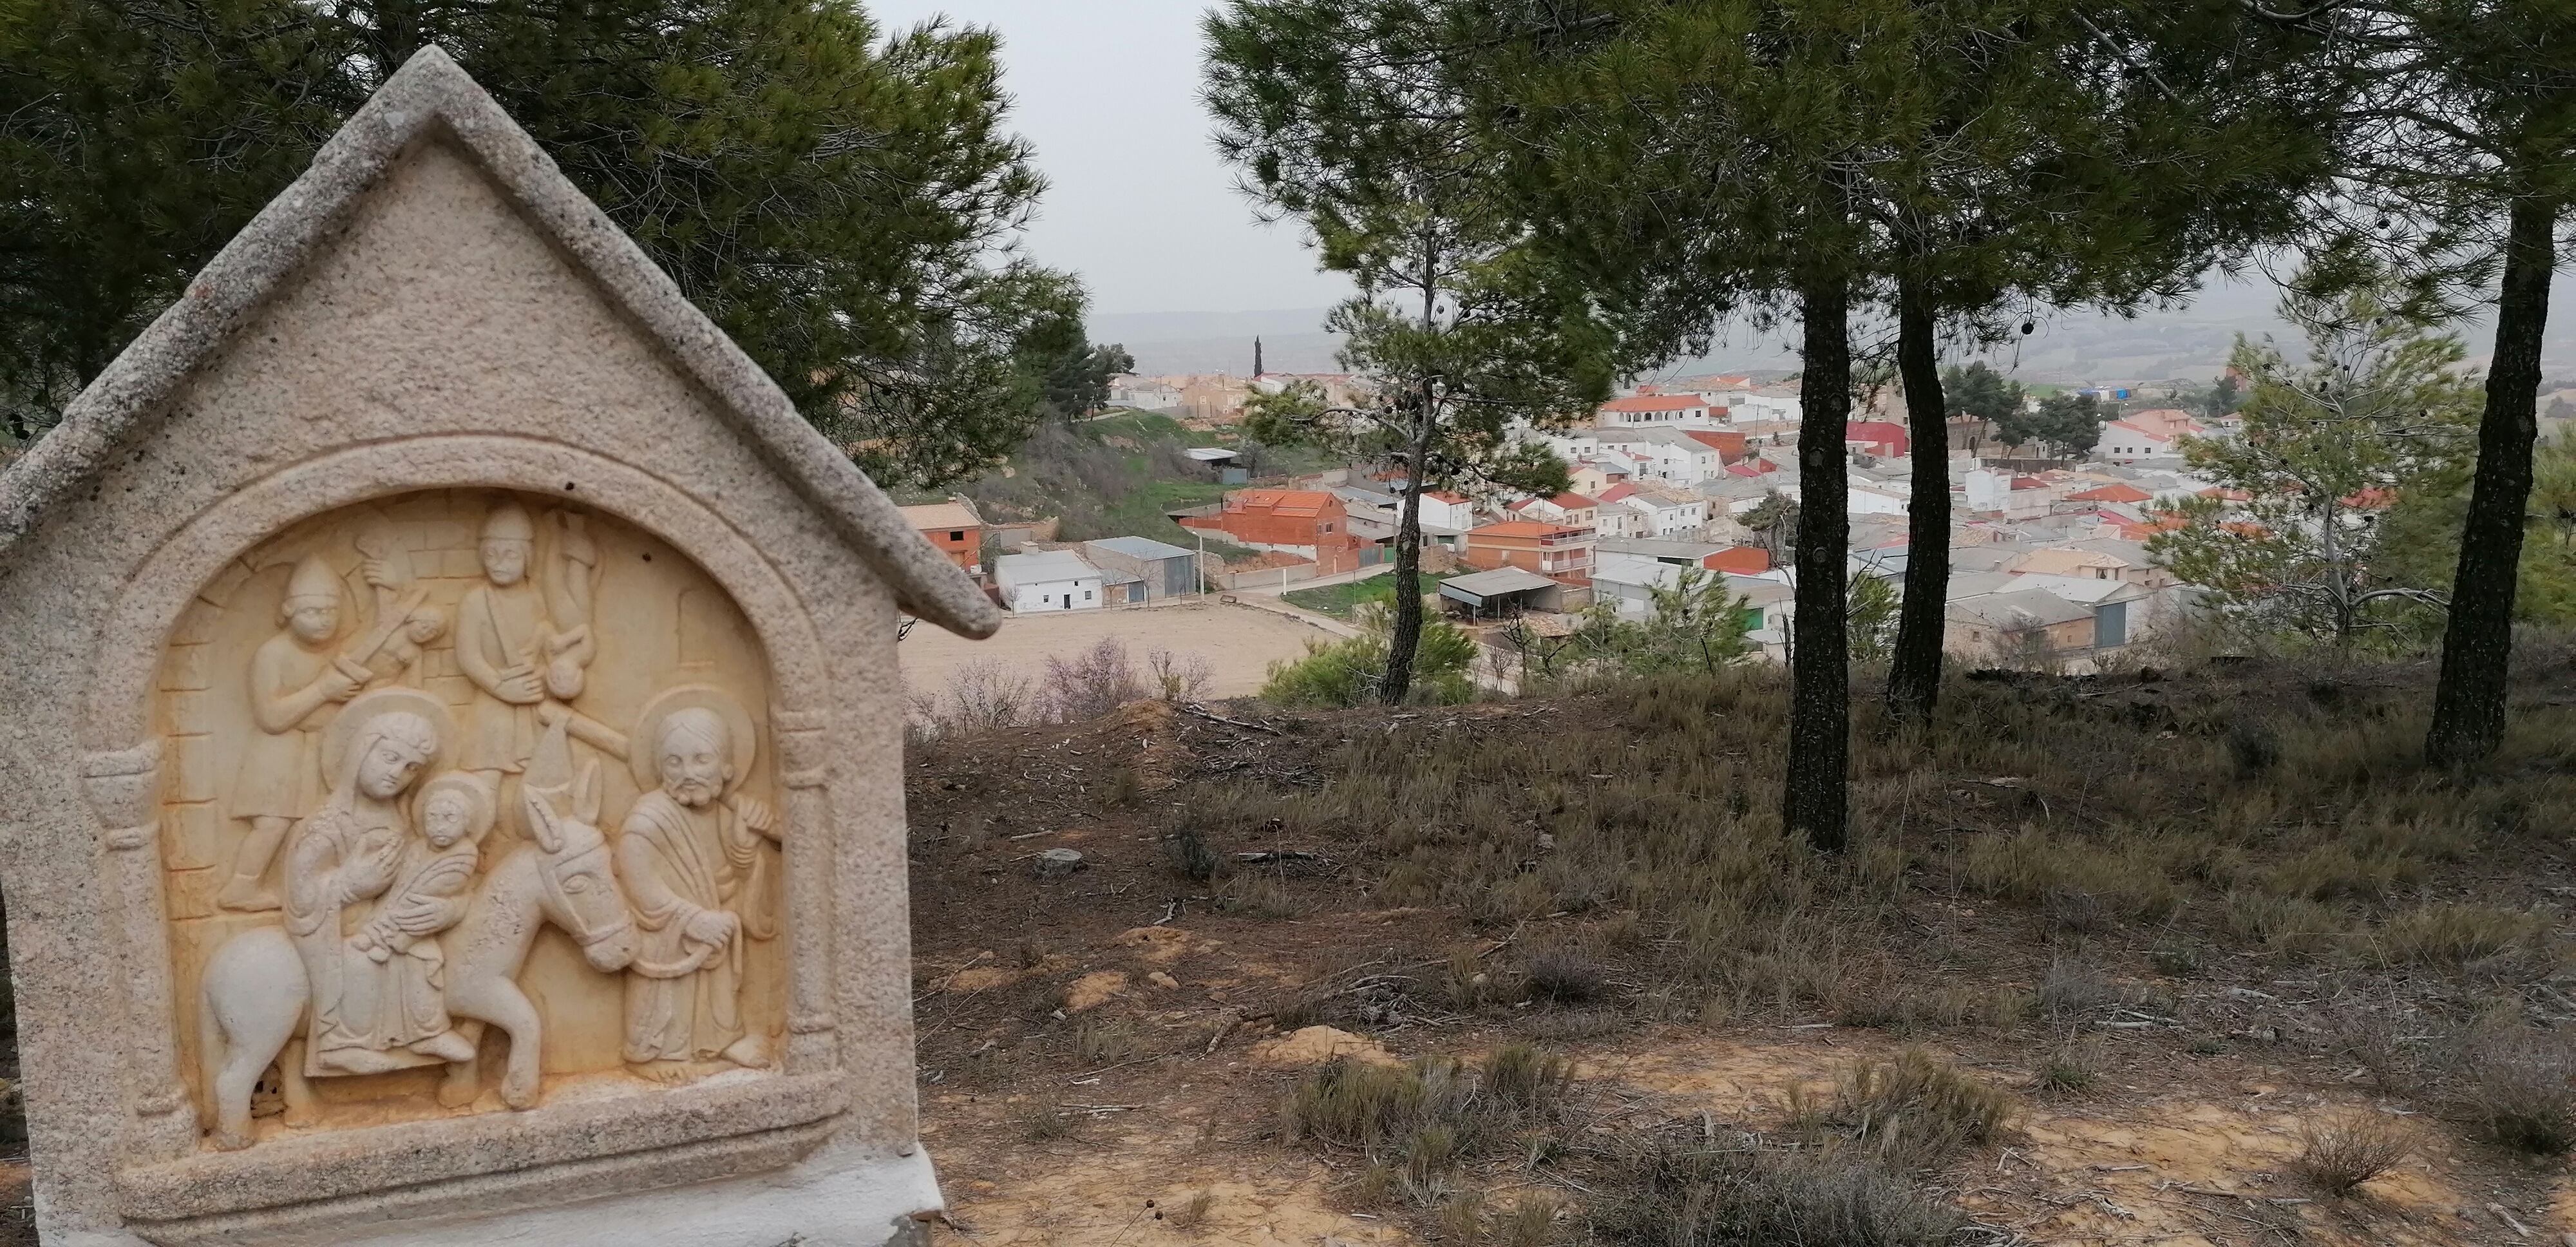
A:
<box><xmin>866</xmin><ymin>0</ymin><xmax>1352</xmax><ymax>316</ymax></box>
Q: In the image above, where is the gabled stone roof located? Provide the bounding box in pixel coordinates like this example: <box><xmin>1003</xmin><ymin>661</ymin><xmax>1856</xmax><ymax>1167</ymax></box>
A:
<box><xmin>0</xmin><ymin>46</ymin><xmax>999</xmax><ymax>638</ymax></box>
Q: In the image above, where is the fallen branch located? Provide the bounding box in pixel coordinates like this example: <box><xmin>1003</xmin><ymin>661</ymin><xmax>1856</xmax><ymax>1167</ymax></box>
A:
<box><xmin>1180</xmin><ymin>701</ymin><xmax>1285</xmax><ymax>735</ymax></box>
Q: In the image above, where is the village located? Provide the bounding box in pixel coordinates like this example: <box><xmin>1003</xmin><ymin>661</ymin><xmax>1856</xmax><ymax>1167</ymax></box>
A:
<box><xmin>904</xmin><ymin>363</ymin><xmax>2236</xmax><ymax>697</ymax></box>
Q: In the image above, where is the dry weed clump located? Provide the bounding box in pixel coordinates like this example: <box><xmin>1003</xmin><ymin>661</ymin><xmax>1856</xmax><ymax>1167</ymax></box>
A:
<box><xmin>2034</xmin><ymin>1036</ymin><xmax>2103</xmax><ymax>1096</ymax></box>
<box><xmin>1164</xmin><ymin>1189</ymin><xmax>1216</xmax><ymax>1229</ymax></box>
<box><xmin>1587</xmin><ymin>1141</ymin><xmax>1963</xmax><ymax>1246</ymax></box>
<box><xmin>1285</xmin><ymin>1045</ymin><xmax>1573</xmax><ymax>1194</ymax></box>
<box><xmin>2365</xmin><ymin>902</ymin><xmax>2547</xmax><ymax>968</ymax></box>
<box><xmin>2456</xmin><ymin>1019</ymin><xmax>2576</xmax><ymax>1154</ymax></box>
<box><xmin>1523</xmin><ymin>942</ymin><xmax>1611</xmax><ymax>1005</ymax></box>
<box><xmin>1794</xmin><ymin>1049</ymin><xmax>2016</xmax><ymax>1165</ymax></box>
<box><xmin>2294</xmin><ymin>1113</ymin><xmax>2411</xmax><ymax>1196</ymax></box>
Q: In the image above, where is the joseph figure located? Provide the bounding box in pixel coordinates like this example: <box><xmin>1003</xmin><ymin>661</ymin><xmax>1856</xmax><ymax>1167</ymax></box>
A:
<box><xmin>615</xmin><ymin>706</ymin><xmax>779</xmax><ymax>1077</ymax></box>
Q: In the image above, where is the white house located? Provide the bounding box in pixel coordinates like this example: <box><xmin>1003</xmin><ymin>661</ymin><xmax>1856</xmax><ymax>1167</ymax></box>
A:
<box><xmin>1595</xmin><ymin>393</ymin><xmax>1727</xmax><ymax>428</ymax></box>
<box><xmin>1418</xmin><ymin>490</ymin><xmax>1479</xmax><ymax>532</ymax></box>
<box><xmin>995</xmin><ymin>549</ymin><xmax>1105</xmax><ymax>613</ymax></box>
<box><xmin>1617</xmin><ymin>484</ymin><xmax>1712</xmax><ymax>537</ymax></box>
<box><xmin>2099</xmin><ymin>408</ymin><xmax>2207</xmax><ymax>464</ymax></box>
<box><xmin>1591</xmin><ymin>428</ymin><xmax>1727</xmax><ymax>484</ymax></box>
<box><xmin>1108</xmin><ymin>375</ymin><xmax>1181</xmax><ymax>412</ymax></box>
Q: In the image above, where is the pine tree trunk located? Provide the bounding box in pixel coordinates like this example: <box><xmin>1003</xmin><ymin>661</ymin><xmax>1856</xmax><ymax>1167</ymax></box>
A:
<box><xmin>2426</xmin><ymin>193</ymin><xmax>2559</xmax><ymax>768</ymax></box>
<box><xmin>1884</xmin><ymin>280</ymin><xmax>1949</xmax><ymax>723</ymax></box>
<box><xmin>1381</xmin><ymin>451</ymin><xmax>1427</xmax><ymax>705</ymax></box>
<box><xmin>1785</xmin><ymin>275</ymin><xmax>1852</xmax><ymax>852</ymax></box>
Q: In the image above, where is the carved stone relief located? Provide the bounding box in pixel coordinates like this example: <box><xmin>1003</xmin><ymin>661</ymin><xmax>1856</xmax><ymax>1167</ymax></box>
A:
<box><xmin>158</xmin><ymin>490</ymin><xmax>786</xmax><ymax>1150</ymax></box>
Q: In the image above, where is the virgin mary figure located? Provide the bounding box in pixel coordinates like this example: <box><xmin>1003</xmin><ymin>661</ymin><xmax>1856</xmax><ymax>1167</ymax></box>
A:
<box><xmin>281</xmin><ymin>688</ymin><xmax>475</xmax><ymax>1076</ymax></box>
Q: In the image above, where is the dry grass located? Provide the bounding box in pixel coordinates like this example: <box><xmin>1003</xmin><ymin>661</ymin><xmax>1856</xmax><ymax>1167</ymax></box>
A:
<box><xmin>916</xmin><ymin>643</ymin><xmax>2576</xmax><ymax>1244</ymax></box>
<box><xmin>1167</xmin><ymin>658</ymin><xmax>2576</xmax><ymax>1034</ymax></box>
<box><xmin>1812</xmin><ymin>1049</ymin><xmax>2017</xmax><ymax>1165</ymax></box>
<box><xmin>1587</xmin><ymin>1142</ymin><xmax>1963</xmax><ymax>1246</ymax></box>
<box><xmin>1164</xmin><ymin>1189</ymin><xmax>1216</xmax><ymax>1229</ymax></box>
<box><xmin>1285</xmin><ymin>1045</ymin><xmax>1573</xmax><ymax>1203</ymax></box>
<box><xmin>2365</xmin><ymin>902</ymin><xmax>2548</xmax><ymax>967</ymax></box>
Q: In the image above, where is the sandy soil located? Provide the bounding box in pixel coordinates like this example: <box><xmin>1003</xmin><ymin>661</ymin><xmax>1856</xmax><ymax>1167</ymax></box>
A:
<box><xmin>902</xmin><ymin>600</ymin><xmax>1340</xmax><ymax>705</ymax></box>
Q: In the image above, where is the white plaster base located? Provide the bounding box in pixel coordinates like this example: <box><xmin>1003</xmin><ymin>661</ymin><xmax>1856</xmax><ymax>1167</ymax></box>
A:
<box><xmin>53</xmin><ymin>1147</ymin><xmax>942</xmax><ymax>1247</ymax></box>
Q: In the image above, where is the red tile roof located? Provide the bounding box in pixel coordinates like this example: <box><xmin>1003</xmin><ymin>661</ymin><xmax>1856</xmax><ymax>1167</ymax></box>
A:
<box><xmin>1228</xmin><ymin>488</ymin><xmax>1336</xmax><ymax>517</ymax></box>
<box><xmin>1706</xmin><ymin>546</ymin><xmax>1771</xmax><ymax>574</ymax></box>
<box><xmin>2066</xmin><ymin>482</ymin><xmax>2152</xmax><ymax>504</ymax></box>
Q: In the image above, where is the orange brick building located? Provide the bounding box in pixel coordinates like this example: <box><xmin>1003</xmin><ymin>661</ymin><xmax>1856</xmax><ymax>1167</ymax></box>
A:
<box><xmin>1180</xmin><ymin>488</ymin><xmax>1364</xmax><ymax>574</ymax></box>
<box><xmin>1462</xmin><ymin>520</ymin><xmax>1595</xmax><ymax>580</ymax></box>
<box><xmin>898</xmin><ymin>500</ymin><xmax>985</xmax><ymax>576</ymax></box>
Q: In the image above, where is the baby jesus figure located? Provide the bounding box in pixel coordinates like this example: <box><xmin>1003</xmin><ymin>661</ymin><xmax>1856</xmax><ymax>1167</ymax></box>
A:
<box><xmin>351</xmin><ymin>774</ymin><xmax>487</xmax><ymax>976</ymax></box>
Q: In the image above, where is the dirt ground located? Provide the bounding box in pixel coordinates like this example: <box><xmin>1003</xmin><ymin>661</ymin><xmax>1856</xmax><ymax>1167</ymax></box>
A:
<box><xmin>904</xmin><ymin>670</ymin><xmax>2576</xmax><ymax>1247</ymax></box>
<box><xmin>902</xmin><ymin>600</ymin><xmax>1340</xmax><ymax>705</ymax></box>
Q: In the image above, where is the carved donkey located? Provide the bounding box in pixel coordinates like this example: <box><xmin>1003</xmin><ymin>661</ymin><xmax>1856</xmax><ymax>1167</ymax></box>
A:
<box><xmin>196</xmin><ymin>762</ymin><xmax>641</xmax><ymax>1148</ymax></box>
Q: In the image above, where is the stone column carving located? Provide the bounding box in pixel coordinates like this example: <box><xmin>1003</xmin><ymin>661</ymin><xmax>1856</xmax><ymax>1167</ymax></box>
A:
<box><xmin>77</xmin><ymin>741</ymin><xmax>200</xmax><ymax>1155</ymax></box>
<box><xmin>773</xmin><ymin>706</ymin><xmax>836</xmax><ymax>1071</ymax></box>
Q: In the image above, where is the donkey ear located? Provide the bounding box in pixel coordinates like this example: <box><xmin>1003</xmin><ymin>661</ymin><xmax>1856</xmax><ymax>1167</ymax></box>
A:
<box><xmin>521</xmin><ymin>786</ymin><xmax>565</xmax><ymax>854</ymax></box>
<box><xmin>574</xmin><ymin>760</ymin><xmax>601</xmax><ymax>826</ymax></box>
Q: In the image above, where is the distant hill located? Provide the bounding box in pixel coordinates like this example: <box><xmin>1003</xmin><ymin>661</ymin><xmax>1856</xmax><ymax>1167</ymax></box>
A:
<box><xmin>1090</xmin><ymin>307</ymin><xmax>1341</xmax><ymax>375</ymax></box>
<box><xmin>1103</xmin><ymin>273</ymin><xmax>2576</xmax><ymax>386</ymax></box>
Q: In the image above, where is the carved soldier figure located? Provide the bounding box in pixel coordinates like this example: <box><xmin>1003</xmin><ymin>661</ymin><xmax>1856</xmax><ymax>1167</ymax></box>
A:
<box><xmin>220</xmin><ymin>556</ymin><xmax>366</xmax><ymax>911</ymax></box>
<box><xmin>282</xmin><ymin>692</ymin><xmax>477</xmax><ymax>1074</ymax></box>
<box><xmin>456</xmin><ymin>501</ymin><xmax>598</xmax><ymax>790</ymax></box>
<box><xmin>616</xmin><ymin>691</ymin><xmax>779</xmax><ymax>1078</ymax></box>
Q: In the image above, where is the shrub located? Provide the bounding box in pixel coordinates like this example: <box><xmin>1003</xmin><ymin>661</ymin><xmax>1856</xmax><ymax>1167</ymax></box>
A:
<box><xmin>1260</xmin><ymin>607</ymin><xmax>1478</xmax><ymax>708</ymax></box>
<box><xmin>2228</xmin><ymin>718</ymin><xmax>2282</xmax><ymax>776</ymax></box>
<box><xmin>910</xmin><ymin>662</ymin><xmax>1036</xmax><ymax>738</ymax></box>
<box><xmin>1162</xmin><ymin>828</ymin><xmax>1222</xmax><ymax>882</ymax></box>
<box><xmin>1043</xmin><ymin>638</ymin><xmax>1145</xmax><ymax>721</ymax></box>
<box><xmin>2457</xmin><ymin>1020</ymin><xmax>2576</xmax><ymax>1154</ymax></box>
<box><xmin>1524</xmin><ymin>944</ymin><xmax>1611</xmax><ymax>1005</ymax></box>
<box><xmin>1147</xmin><ymin>647</ymin><xmax>1215</xmax><ymax>702</ymax></box>
<box><xmin>2294</xmin><ymin>1114</ymin><xmax>2409</xmax><ymax>1197</ymax></box>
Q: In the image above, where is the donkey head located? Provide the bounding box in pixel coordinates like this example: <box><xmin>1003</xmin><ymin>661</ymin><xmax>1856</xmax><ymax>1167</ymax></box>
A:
<box><xmin>520</xmin><ymin>725</ymin><xmax>638</xmax><ymax>973</ymax></box>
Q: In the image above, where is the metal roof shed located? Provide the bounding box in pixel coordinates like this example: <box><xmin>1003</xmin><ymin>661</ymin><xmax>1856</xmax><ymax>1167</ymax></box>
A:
<box><xmin>1439</xmin><ymin>567</ymin><xmax>1565</xmax><ymax>617</ymax></box>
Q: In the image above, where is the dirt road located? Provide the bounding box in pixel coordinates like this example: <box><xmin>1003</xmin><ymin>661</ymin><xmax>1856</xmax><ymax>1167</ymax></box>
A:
<box><xmin>900</xmin><ymin>599</ymin><xmax>1339</xmax><ymax>705</ymax></box>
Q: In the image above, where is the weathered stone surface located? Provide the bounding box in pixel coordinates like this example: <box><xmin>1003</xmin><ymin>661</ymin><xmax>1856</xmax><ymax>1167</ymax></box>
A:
<box><xmin>1030</xmin><ymin>848</ymin><xmax>1086</xmax><ymax>878</ymax></box>
<box><xmin>0</xmin><ymin>45</ymin><xmax>981</xmax><ymax>1246</ymax></box>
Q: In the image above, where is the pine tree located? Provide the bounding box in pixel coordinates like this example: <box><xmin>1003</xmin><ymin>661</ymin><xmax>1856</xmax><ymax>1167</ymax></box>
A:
<box><xmin>0</xmin><ymin>0</ymin><xmax>1087</xmax><ymax>486</ymax></box>
<box><xmin>2271</xmin><ymin>2</ymin><xmax>2576</xmax><ymax>766</ymax></box>
<box><xmin>2149</xmin><ymin>271</ymin><xmax>2479</xmax><ymax>643</ymax></box>
<box><xmin>1204</xmin><ymin>0</ymin><xmax>1613</xmax><ymax>705</ymax></box>
<box><xmin>1474</xmin><ymin>0</ymin><xmax>2333</xmax><ymax>848</ymax></box>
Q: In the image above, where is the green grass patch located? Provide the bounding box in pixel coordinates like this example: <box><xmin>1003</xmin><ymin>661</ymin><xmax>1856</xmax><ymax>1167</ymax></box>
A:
<box><xmin>1283</xmin><ymin>569</ymin><xmax>1466</xmax><ymax>620</ymax></box>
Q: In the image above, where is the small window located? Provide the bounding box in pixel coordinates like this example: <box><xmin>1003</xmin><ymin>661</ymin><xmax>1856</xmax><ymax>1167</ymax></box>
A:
<box><xmin>951</xmin><ymin>529</ymin><xmax>965</xmax><ymax>541</ymax></box>
<box><xmin>1083</xmin><ymin>590</ymin><xmax>1093</xmax><ymax>600</ymax></box>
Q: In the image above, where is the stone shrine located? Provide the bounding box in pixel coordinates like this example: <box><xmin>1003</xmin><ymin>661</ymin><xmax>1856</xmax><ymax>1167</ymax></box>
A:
<box><xmin>0</xmin><ymin>46</ymin><xmax>998</xmax><ymax>1246</ymax></box>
